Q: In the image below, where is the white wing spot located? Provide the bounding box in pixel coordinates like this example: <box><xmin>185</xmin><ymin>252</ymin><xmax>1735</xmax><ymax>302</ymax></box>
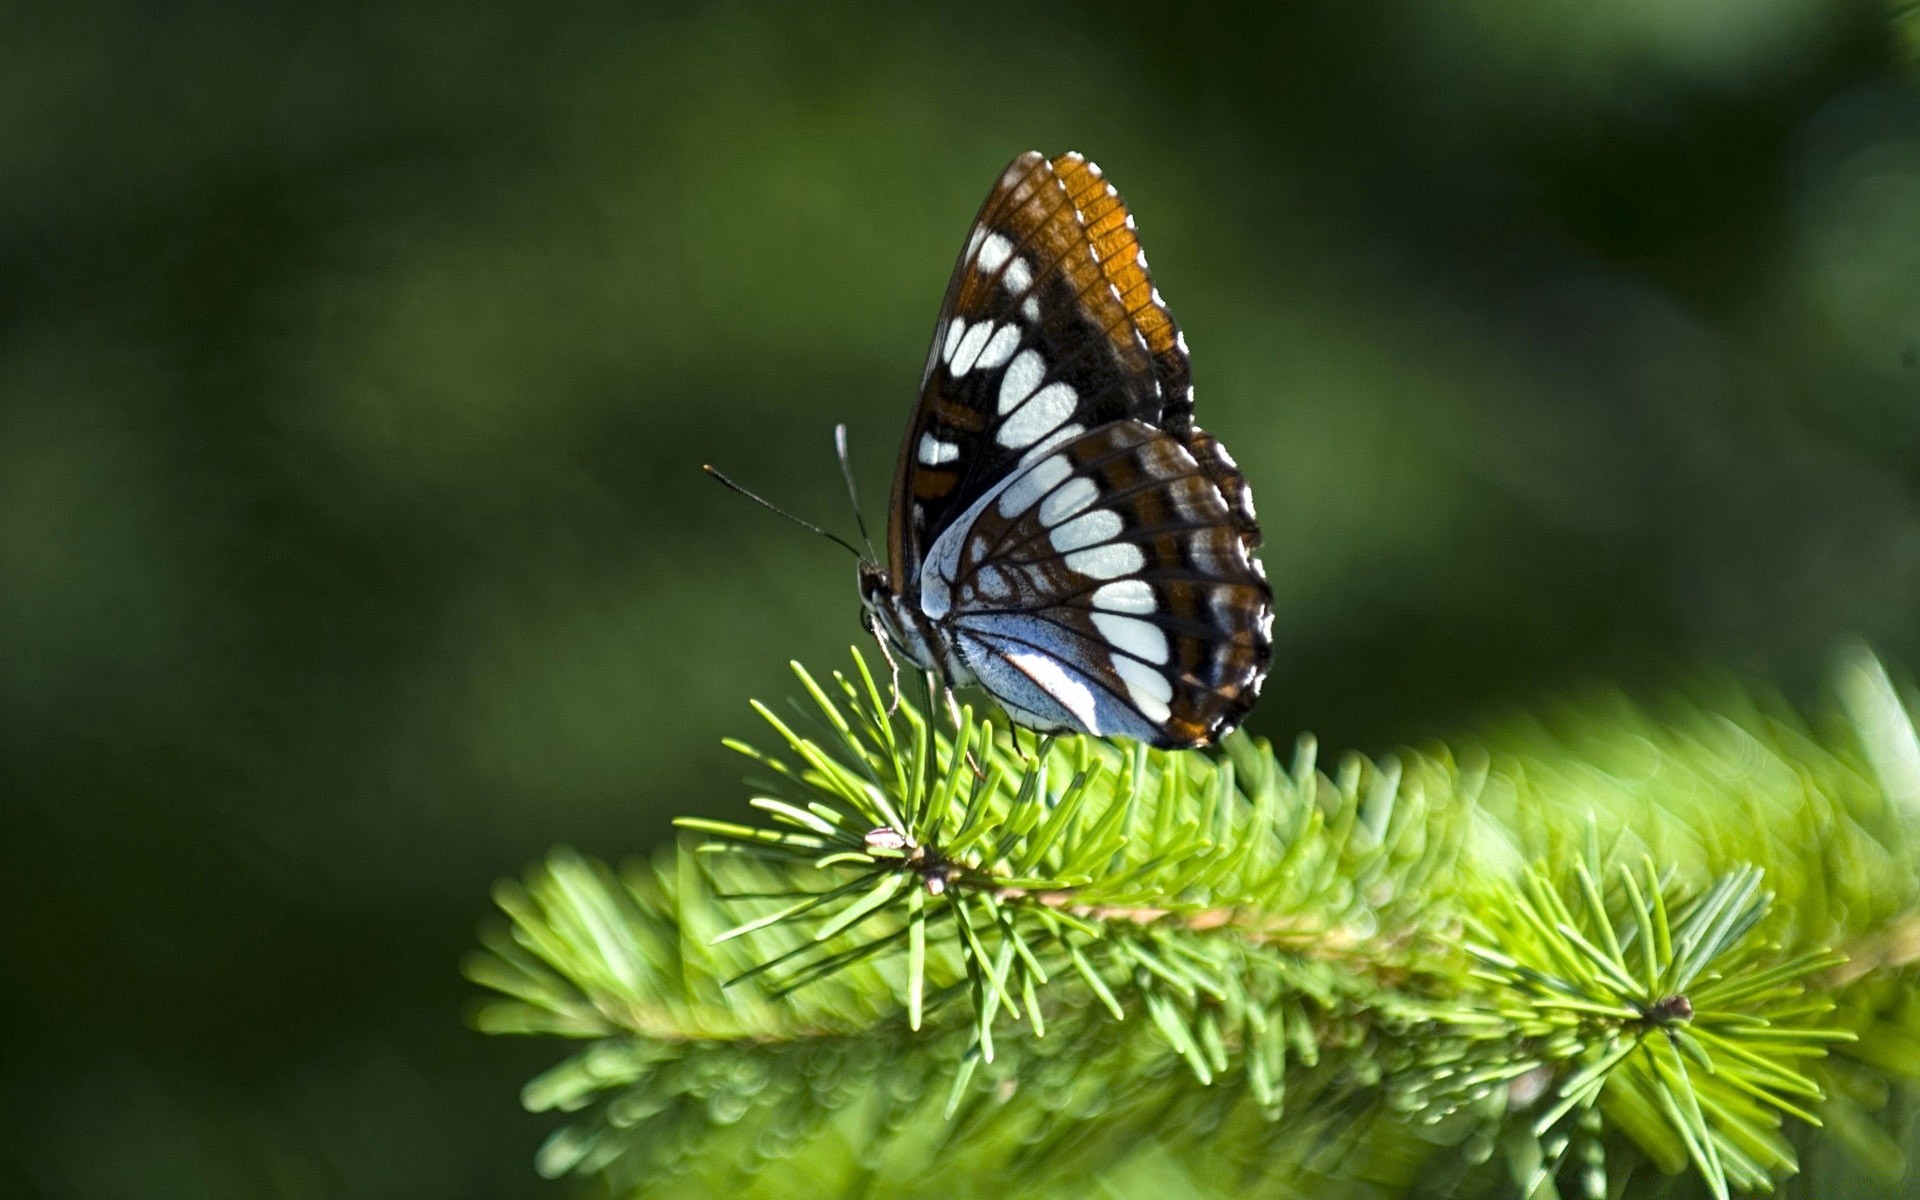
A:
<box><xmin>1165</xmin><ymin>482</ymin><xmax>1197</xmax><ymax>522</ymax></box>
<box><xmin>942</xmin><ymin>317</ymin><xmax>967</xmax><ymax>363</ymax></box>
<box><xmin>1093</xmin><ymin>613</ymin><xmax>1169</xmax><ymax>665</ymax></box>
<box><xmin>974</xmin><ymin>323</ymin><xmax>1021</xmax><ymax>373</ymax></box>
<box><xmin>1065</xmin><ymin>541</ymin><xmax>1145</xmax><ymax>580</ymax></box>
<box><xmin>977</xmin><ymin>231</ymin><xmax>1013</xmax><ymax>276</ymax></box>
<box><xmin>1257</xmin><ymin>606</ymin><xmax>1275</xmax><ymax>641</ymax></box>
<box><xmin>1021</xmin><ymin>296</ymin><xmax>1041</xmax><ymax>322</ymax></box>
<box><xmin>1038</xmin><ymin>477</ymin><xmax>1097</xmax><ymax>526</ymax></box>
<box><xmin>997</xmin><ymin>453</ymin><xmax>1072</xmax><ymax>519</ymax></box>
<box><xmin>1019</xmin><ymin>421</ymin><xmax>1083</xmax><ymax>466</ymax></box>
<box><xmin>998</xmin><ymin>350</ymin><xmax>1045</xmax><ymax>414</ymax></box>
<box><xmin>1002</xmin><ymin>255</ymin><xmax>1033</xmax><ymax>299</ymax></box>
<box><xmin>1175</xmin><ymin>331</ymin><xmax>1189</xmax><ymax>353</ymax></box>
<box><xmin>1134</xmin><ymin>249</ymin><xmax>1148</xmax><ymax>269</ymax></box>
<box><xmin>1092</xmin><ymin>579</ymin><xmax>1156</xmax><ymax>614</ymax></box>
<box><xmin>950</xmin><ymin>321</ymin><xmax>995</xmax><ymax>376</ymax></box>
<box><xmin>997</xmin><ymin>382</ymin><xmax>1076</xmax><ymax>449</ymax></box>
<box><xmin>1006</xmin><ymin>647</ymin><xmax>1101</xmax><ymax>733</ymax></box>
<box><xmin>1049</xmin><ymin>509</ymin><xmax>1122</xmax><ymax>554</ymax></box>
<box><xmin>964</xmin><ymin>225</ymin><xmax>985</xmax><ymax>264</ymax></box>
<box><xmin>917</xmin><ymin>432</ymin><xmax>958</xmax><ymax>466</ymax></box>
<box><xmin>972</xmin><ymin>565</ymin><xmax>1016</xmax><ymax>604</ymax></box>
<box><xmin>1114</xmin><ymin>657</ymin><xmax>1173</xmax><ymax>723</ymax></box>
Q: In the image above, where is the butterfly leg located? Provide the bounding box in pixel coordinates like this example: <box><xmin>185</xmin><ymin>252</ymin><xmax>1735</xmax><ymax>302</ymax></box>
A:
<box><xmin>1008</xmin><ymin>725</ymin><xmax>1057</xmax><ymax>768</ymax></box>
<box><xmin>865</xmin><ymin>611</ymin><xmax>903</xmax><ymax>718</ymax></box>
<box><xmin>1012</xmin><ymin>723</ymin><xmax>1036</xmax><ymax>766</ymax></box>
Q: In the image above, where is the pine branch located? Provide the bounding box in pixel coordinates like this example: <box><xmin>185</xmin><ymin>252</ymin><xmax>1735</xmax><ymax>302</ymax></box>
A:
<box><xmin>467</xmin><ymin>646</ymin><xmax>1920</xmax><ymax>1199</ymax></box>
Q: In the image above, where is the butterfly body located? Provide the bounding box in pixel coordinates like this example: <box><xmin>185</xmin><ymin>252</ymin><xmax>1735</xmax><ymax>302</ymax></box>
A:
<box><xmin>861</xmin><ymin>151</ymin><xmax>1273</xmax><ymax>749</ymax></box>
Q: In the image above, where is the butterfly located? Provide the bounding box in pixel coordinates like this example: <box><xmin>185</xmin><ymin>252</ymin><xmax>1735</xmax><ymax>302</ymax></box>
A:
<box><xmin>857</xmin><ymin>151</ymin><xmax>1274</xmax><ymax>749</ymax></box>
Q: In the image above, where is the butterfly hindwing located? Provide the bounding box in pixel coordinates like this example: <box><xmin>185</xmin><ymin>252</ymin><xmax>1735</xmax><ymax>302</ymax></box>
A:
<box><xmin>918</xmin><ymin>420</ymin><xmax>1270</xmax><ymax>747</ymax></box>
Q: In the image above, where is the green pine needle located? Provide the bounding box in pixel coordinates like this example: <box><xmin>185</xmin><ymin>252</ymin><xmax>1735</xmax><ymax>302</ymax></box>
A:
<box><xmin>467</xmin><ymin>647</ymin><xmax>1920</xmax><ymax>1199</ymax></box>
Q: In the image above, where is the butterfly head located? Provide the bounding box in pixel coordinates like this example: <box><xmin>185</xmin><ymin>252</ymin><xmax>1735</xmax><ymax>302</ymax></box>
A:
<box><xmin>858</xmin><ymin>561</ymin><xmax>941</xmax><ymax>676</ymax></box>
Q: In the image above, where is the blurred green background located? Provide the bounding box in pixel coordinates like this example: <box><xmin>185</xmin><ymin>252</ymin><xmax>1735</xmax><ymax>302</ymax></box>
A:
<box><xmin>5</xmin><ymin>2</ymin><xmax>1920</xmax><ymax>1196</ymax></box>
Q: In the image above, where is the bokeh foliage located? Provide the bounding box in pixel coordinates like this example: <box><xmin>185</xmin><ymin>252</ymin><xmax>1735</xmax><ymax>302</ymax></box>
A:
<box><xmin>5</xmin><ymin>2</ymin><xmax>1920</xmax><ymax>1197</ymax></box>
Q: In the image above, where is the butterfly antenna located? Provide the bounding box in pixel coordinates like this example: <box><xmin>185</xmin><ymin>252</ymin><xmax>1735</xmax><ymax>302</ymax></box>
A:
<box><xmin>834</xmin><ymin>423</ymin><xmax>877</xmax><ymax>559</ymax></box>
<box><xmin>702</xmin><ymin>464</ymin><xmax>865</xmax><ymax>559</ymax></box>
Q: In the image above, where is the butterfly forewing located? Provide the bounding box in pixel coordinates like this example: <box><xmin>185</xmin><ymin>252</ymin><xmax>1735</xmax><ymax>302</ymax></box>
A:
<box><xmin>891</xmin><ymin>152</ymin><xmax>1196</xmax><ymax>584</ymax></box>
<box><xmin>876</xmin><ymin>150</ymin><xmax>1273</xmax><ymax>748</ymax></box>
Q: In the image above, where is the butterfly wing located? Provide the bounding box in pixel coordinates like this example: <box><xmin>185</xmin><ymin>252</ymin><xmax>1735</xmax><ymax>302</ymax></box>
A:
<box><xmin>886</xmin><ymin>151</ymin><xmax>1272</xmax><ymax>747</ymax></box>
<box><xmin>919</xmin><ymin>419</ymin><xmax>1270</xmax><ymax>748</ymax></box>
<box><xmin>887</xmin><ymin>151</ymin><xmax>1196</xmax><ymax>586</ymax></box>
